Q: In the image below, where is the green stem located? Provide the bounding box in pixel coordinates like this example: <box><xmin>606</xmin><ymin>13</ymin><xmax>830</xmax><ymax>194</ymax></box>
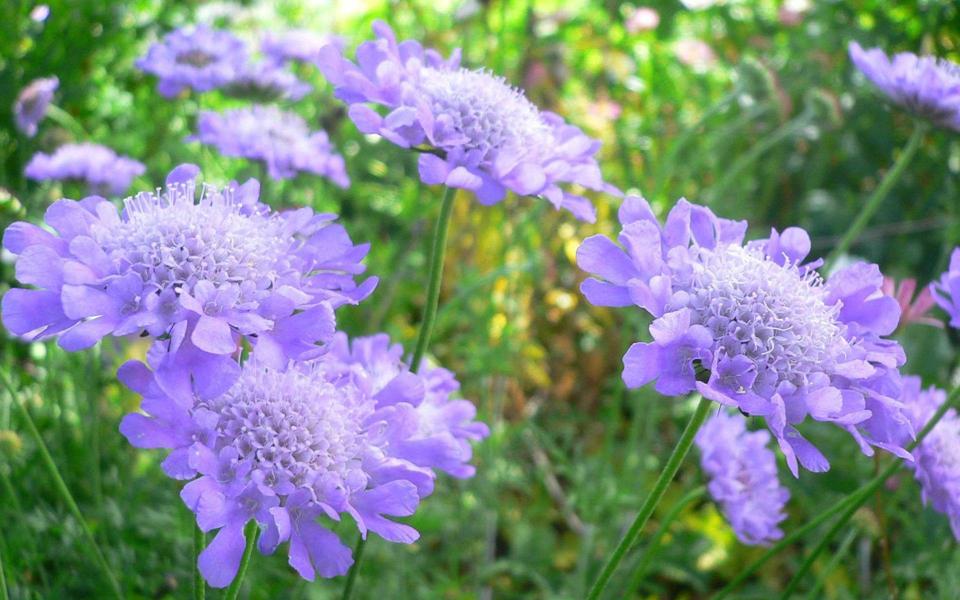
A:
<box><xmin>224</xmin><ymin>522</ymin><xmax>259</xmax><ymax>600</ymax></box>
<box><xmin>340</xmin><ymin>534</ymin><xmax>366</xmax><ymax>600</ymax></box>
<box><xmin>0</xmin><ymin>373</ymin><xmax>123</xmax><ymax>599</ymax></box>
<box><xmin>803</xmin><ymin>529</ymin><xmax>858</xmax><ymax>600</ymax></box>
<box><xmin>654</xmin><ymin>88</ymin><xmax>742</xmax><ymax>201</ymax></box>
<box><xmin>705</xmin><ymin>109</ymin><xmax>812</xmax><ymax>204</ymax></box>
<box><xmin>586</xmin><ymin>396</ymin><xmax>712</xmax><ymax>600</ymax></box>
<box><xmin>825</xmin><ymin>121</ymin><xmax>926</xmax><ymax>270</ymax></box>
<box><xmin>410</xmin><ymin>186</ymin><xmax>456</xmax><ymax>372</ymax></box>
<box><xmin>624</xmin><ymin>485</ymin><xmax>706</xmax><ymax>595</ymax></box>
<box><xmin>0</xmin><ymin>531</ymin><xmax>8</xmax><ymax>600</ymax></box>
<box><xmin>715</xmin><ymin>382</ymin><xmax>960</xmax><ymax>600</ymax></box>
<box><xmin>193</xmin><ymin>526</ymin><xmax>205</xmax><ymax>600</ymax></box>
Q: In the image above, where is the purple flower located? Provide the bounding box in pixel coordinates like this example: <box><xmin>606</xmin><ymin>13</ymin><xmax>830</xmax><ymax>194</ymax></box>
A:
<box><xmin>577</xmin><ymin>195</ymin><xmax>913</xmax><ymax>475</ymax></box>
<box><xmin>13</xmin><ymin>76</ymin><xmax>58</xmax><ymax>137</ymax></box>
<box><xmin>900</xmin><ymin>377</ymin><xmax>960</xmax><ymax>539</ymax></box>
<box><xmin>317</xmin><ymin>21</ymin><xmax>617</xmax><ymax>222</ymax></box>
<box><xmin>24</xmin><ymin>143</ymin><xmax>145</xmax><ymax>196</ymax></box>
<box><xmin>261</xmin><ymin>29</ymin><xmax>345</xmax><ymax>65</ymax></box>
<box><xmin>931</xmin><ymin>248</ymin><xmax>960</xmax><ymax>328</ymax></box>
<box><xmin>224</xmin><ymin>61</ymin><xmax>311</xmax><ymax>101</ymax></box>
<box><xmin>137</xmin><ymin>25</ymin><xmax>248</xmax><ymax>97</ymax></box>
<box><xmin>849</xmin><ymin>42</ymin><xmax>960</xmax><ymax>131</ymax></box>
<box><xmin>325</xmin><ymin>332</ymin><xmax>490</xmax><ymax>478</ymax></box>
<box><xmin>2</xmin><ymin>164</ymin><xmax>375</xmax><ymax>398</ymax></box>
<box><xmin>696</xmin><ymin>411</ymin><xmax>790</xmax><ymax>545</ymax></box>
<box><xmin>119</xmin><ymin>337</ymin><xmax>486</xmax><ymax>587</ymax></box>
<box><xmin>194</xmin><ymin>106</ymin><xmax>349</xmax><ymax>186</ymax></box>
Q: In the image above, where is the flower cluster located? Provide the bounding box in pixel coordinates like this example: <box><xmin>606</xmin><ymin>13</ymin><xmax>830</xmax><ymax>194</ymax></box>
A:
<box><xmin>931</xmin><ymin>247</ymin><xmax>960</xmax><ymax>328</ymax></box>
<box><xmin>120</xmin><ymin>332</ymin><xmax>487</xmax><ymax>587</ymax></box>
<box><xmin>577</xmin><ymin>196</ymin><xmax>912</xmax><ymax>475</ymax></box>
<box><xmin>849</xmin><ymin>42</ymin><xmax>960</xmax><ymax>131</ymax></box>
<box><xmin>318</xmin><ymin>21</ymin><xmax>616</xmax><ymax>222</ymax></box>
<box><xmin>261</xmin><ymin>29</ymin><xmax>345</xmax><ymax>65</ymax></box>
<box><xmin>225</xmin><ymin>61</ymin><xmax>311</xmax><ymax>101</ymax></box>
<box><xmin>900</xmin><ymin>377</ymin><xmax>960</xmax><ymax>540</ymax></box>
<box><xmin>137</xmin><ymin>25</ymin><xmax>249</xmax><ymax>97</ymax></box>
<box><xmin>14</xmin><ymin>76</ymin><xmax>58</xmax><ymax>137</ymax></box>
<box><xmin>2</xmin><ymin>165</ymin><xmax>373</xmax><ymax>395</ymax></box>
<box><xmin>24</xmin><ymin>143</ymin><xmax>145</xmax><ymax>196</ymax></box>
<box><xmin>696</xmin><ymin>411</ymin><xmax>789</xmax><ymax>545</ymax></box>
<box><xmin>194</xmin><ymin>106</ymin><xmax>349</xmax><ymax>185</ymax></box>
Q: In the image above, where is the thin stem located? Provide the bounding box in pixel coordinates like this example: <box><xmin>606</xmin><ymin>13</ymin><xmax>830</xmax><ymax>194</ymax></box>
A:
<box><xmin>715</xmin><ymin>382</ymin><xmax>960</xmax><ymax>600</ymax></box>
<box><xmin>625</xmin><ymin>486</ymin><xmax>706</xmax><ymax>595</ymax></box>
<box><xmin>224</xmin><ymin>521</ymin><xmax>259</xmax><ymax>600</ymax></box>
<box><xmin>0</xmin><ymin>372</ymin><xmax>123</xmax><ymax>600</ymax></box>
<box><xmin>193</xmin><ymin>526</ymin><xmax>205</xmax><ymax>600</ymax></box>
<box><xmin>586</xmin><ymin>396</ymin><xmax>712</xmax><ymax>600</ymax></box>
<box><xmin>410</xmin><ymin>186</ymin><xmax>456</xmax><ymax>372</ymax></box>
<box><xmin>704</xmin><ymin>109</ymin><xmax>812</xmax><ymax>204</ymax></box>
<box><xmin>803</xmin><ymin>529</ymin><xmax>858</xmax><ymax>600</ymax></box>
<box><xmin>340</xmin><ymin>534</ymin><xmax>366</xmax><ymax>600</ymax></box>
<box><xmin>825</xmin><ymin>121</ymin><xmax>927</xmax><ymax>270</ymax></box>
<box><xmin>0</xmin><ymin>532</ymin><xmax>9</xmax><ymax>600</ymax></box>
<box><xmin>654</xmin><ymin>88</ymin><xmax>743</xmax><ymax>200</ymax></box>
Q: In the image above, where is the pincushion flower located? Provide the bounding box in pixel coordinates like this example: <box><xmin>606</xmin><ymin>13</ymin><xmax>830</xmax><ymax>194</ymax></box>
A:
<box><xmin>577</xmin><ymin>195</ymin><xmax>912</xmax><ymax>475</ymax></box>
<box><xmin>849</xmin><ymin>42</ymin><xmax>960</xmax><ymax>131</ymax></box>
<box><xmin>2</xmin><ymin>164</ymin><xmax>374</xmax><ymax>398</ymax></box>
<box><xmin>325</xmin><ymin>332</ymin><xmax>489</xmax><ymax>478</ymax></box>
<box><xmin>194</xmin><ymin>106</ymin><xmax>349</xmax><ymax>186</ymax></box>
<box><xmin>225</xmin><ymin>61</ymin><xmax>311</xmax><ymax>101</ymax></box>
<box><xmin>24</xmin><ymin>143</ymin><xmax>145</xmax><ymax>196</ymax></box>
<box><xmin>318</xmin><ymin>21</ymin><xmax>616</xmax><ymax>222</ymax></box>
<box><xmin>900</xmin><ymin>377</ymin><xmax>960</xmax><ymax>539</ymax></box>
<box><xmin>696</xmin><ymin>411</ymin><xmax>789</xmax><ymax>545</ymax></box>
<box><xmin>261</xmin><ymin>29</ymin><xmax>345</xmax><ymax>65</ymax></box>
<box><xmin>137</xmin><ymin>25</ymin><xmax>247</xmax><ymax>97</ymax></box>
<box><xmin>13</xmin><ymin>76</ymin><xmax>58</xmax><ymax>137</ymax></box>
<box><xmin>119</xmin><ymin>336</ymin><xmax>487</xmax><ymax>586</ymax></box>
<box><xmin>931</xmin><ymin>248</ymin><xmax>960</xmax><ymax>328</ymax></box>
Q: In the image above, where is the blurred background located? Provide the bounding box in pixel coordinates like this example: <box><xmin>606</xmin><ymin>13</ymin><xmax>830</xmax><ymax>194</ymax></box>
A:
<box><xmin>1</xmin><ymin>0</ymin><xmax>960</xmax><ymax>597</ymax></box>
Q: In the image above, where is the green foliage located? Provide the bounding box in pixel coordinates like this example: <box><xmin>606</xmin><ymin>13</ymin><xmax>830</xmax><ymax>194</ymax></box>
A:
<box><xmin>1</xmin><ymin>0</ymin><xmax>959</xmax><ymax>598</ymax></box>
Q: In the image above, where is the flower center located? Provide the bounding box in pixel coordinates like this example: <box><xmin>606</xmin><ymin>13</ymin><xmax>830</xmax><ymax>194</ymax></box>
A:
<box><xmin>93</xmin><ymin>183</ymin><xmax>292</xmax><ymax>304</ymax></box>
<box><xmin>417</xmin><ymin>67</ymin><xmax>554</xmax><ymax>164</ymax></box>
<box><xmin>683</xmin><ymin>244</ymin><xmax>847</xmax><ymax>392</ymax></box>
<box><xmin>176</xmin><ymin>50</ymin><xmax>215</xmax><ymax>68</ymax></box>
<box><xmin>204</xmin><ymin>364</ymin><xmax>371</xmax><ymax>491</ymax></box>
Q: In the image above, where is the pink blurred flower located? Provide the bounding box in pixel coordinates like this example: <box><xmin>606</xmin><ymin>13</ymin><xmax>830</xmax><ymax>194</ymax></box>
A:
<box><xmin>626</xmin><ymin>7</ymin><xmax>660</xmax><ymax>33</ymax></box>
<box><xmin>883</xmin><ymin>277</ymin><xmax>944</xmax><ymax>330</ymax></box>
<box><xmin>675</xmin><ymin>39</ymin><xmax>717</xmax><ymax>71</ymax></box>
<box><xmin>778</xmin><ymin>0</ymin><xmax>811</xmax><ymax>27</ymax></box>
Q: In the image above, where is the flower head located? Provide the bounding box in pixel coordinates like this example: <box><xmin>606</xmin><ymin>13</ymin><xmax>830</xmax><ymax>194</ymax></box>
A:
<box><xmin>696</xmin><ymin>411</ymin><xmax>789</xmax><ymax>545</ymax></box>
<box><xmin>318</xmin><ymin>21</ymin><xmax>616</xmax><ymax>222</ymax></box>
<box><xmin>577</xmin><ymin>196</ymin><xmax>912</xmax><ymax>475</ymax></box>
<box><xmin>900</xmin><ymin>377</ymin><xmax>960</xmax><ymax>539</ymax></box>
<box><xmin>261</xmin><ymin>29</ymin><xmax>345</xmax><ymax>65</ymax></box>
<box><xmin>325</xmin><ymin>333</ymin><xmax>490</xmax><ymax>478</ymax></box>
<box><xmin>883</xmin><ymin>276</ymin><xmax>942</xmax><ymax>330</ymax></box>
<box><xmin>194</xmin><ymin>106</ymin><xmax>349</xmax><ymax>186</ymax></box>
<box><xmin>2</xmin><ymin>165</ymin><xmax>374</xmax><ymax>397</ymax></box>
<box><xmin>137</xmin><ymin>25</ymin><xmax>248</xmax><ymax>97</ymax></box>
<box><xmin>24</xmin><ymin>143</ymin><xmax>145</xmax><ymax>196</ymax></box>
<box><xmin>931</xmin><ymin>248</ymin><xmax>960</xmax><ymax>328</ymax></box>
<box><xmin>119</xmin><ymin>333</ymin><xmax>486</xmax><ymax>587</ymax></box>
<box><xmin>14</xmin><ymin>76</ymin><xmax>58</xmax><ymax>137</ymax></box>
<box><xmin>224</xmin><ymin>61</ymin><xmax>311</xmax><ymax>101</ymax></box>
<box><xmin>849</xmin><ymin>42</ymin><xmax>960</xmax><ymax>131</ymax></box>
